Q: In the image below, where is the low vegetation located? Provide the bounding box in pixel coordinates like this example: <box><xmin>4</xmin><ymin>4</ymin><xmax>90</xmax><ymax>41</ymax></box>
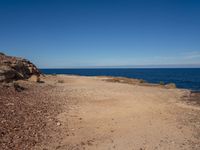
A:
<box><xmin>58</xmin><ymin>80</ymin><xmax>64</xmax><ymax>83</ymax></box>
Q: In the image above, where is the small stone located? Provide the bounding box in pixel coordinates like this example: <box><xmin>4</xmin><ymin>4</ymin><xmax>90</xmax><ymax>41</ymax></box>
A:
<box><xmin>5</xmin><ymin>103</ymin><xmax>14</xmax><ymax>106</ymax></box>
<box><xmin>165</xmin><ymin>83</ymin><xmax>176</xmax><ymax>89</ymax></box>
<box><xmin>13</xmin><ymin>82</ymin><xmax>25</xmax><ymax>92</ymax></box>
<box><xmin>56</xmin><ymin>122</ymin><xmax>61</xmax><ymax>126</ymax></box>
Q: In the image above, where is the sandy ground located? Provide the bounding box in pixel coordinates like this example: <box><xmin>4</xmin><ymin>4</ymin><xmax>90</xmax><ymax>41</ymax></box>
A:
<box><xmin>34</xmin><ymin>75</ymin><xmax>200</xmax><ymax>150</ymax></box>
<box><xmin>1</xmin><ymin>75</ymin><xmax>200</xmax><ymax>150</ymax></box>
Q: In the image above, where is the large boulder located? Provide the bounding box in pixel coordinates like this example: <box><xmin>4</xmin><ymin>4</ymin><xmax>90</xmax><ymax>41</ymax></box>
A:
<box><xmin>0</xmin><ymin>52</ymin><xmax>41</xmax><ymax>82</ymax></box>
<box><xmin>0</xmin><ymin>66</ymin><xmax>16</xmax><ymax>82</ymax></box>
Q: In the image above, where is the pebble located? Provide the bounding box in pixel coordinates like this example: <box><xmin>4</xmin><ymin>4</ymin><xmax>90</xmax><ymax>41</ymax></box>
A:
<box><xmin>5</xmin><ymin>103</ymin><xmax>14</xmax><ymax>106</ymax></box>
<box><xmin>56</xmin><ymin>122</ymin><xmax>61</xmax><ymax>126</ymax></box>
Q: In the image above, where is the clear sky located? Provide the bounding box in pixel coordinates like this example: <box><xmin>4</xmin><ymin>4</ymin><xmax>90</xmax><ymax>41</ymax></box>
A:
<box><xmin>0</xmin><ymin>0</ymin><xmax>200</xmax><ymax>68</ymax></box>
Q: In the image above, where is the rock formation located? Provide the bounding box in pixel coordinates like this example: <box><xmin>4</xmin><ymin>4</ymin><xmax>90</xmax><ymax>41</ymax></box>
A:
<box><xmin>0</xmin><ymin>52</ymin><xmax>41</xmax><ymax>82</ymax></box>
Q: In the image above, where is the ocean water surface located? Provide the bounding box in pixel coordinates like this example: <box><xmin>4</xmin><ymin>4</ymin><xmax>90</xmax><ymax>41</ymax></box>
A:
<box><xmin>41</xmin><ymin>68</ymin><xmax>200</xmax><ymax>91</ymax></box>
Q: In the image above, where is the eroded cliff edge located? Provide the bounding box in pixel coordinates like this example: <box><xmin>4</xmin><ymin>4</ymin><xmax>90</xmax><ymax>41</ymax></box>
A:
<box><xmin>0</xmin><ymin>52</ymin><xmax>41</xmax><ymax>82</ymax></box>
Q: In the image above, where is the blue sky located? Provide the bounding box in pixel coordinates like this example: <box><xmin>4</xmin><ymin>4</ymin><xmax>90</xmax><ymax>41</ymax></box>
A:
<box><xmin>0</xmin><ymin>0</ymin><xmax>200</xmax><ymax>68</ymax></box>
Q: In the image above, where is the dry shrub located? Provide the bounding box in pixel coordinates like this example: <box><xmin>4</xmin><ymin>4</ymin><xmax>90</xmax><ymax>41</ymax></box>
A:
<box><xmin>58</xmin><ymin>80</ymin><xmax>64</xmax><ymax>83</ymax></box>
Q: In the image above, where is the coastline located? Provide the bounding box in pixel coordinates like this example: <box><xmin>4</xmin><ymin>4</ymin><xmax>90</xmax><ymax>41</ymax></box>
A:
<box><xmin>41</xmin><ymin>68</ymin><xmax>200</xmax><ymax>92</ymax></box>
<box><xmin>1</xmin><ymin>0</ymin><xmax>200</xmax><ymax>149</ymax></box>
<box><xmin>1</xmin><ymin>74</ymin><xmax>200</xmax><ymax>150</ymax></box>
<box><xmin>97</xmin><ymin>75</ymin><xmax>200</xmax><ymax>107</ymax></box>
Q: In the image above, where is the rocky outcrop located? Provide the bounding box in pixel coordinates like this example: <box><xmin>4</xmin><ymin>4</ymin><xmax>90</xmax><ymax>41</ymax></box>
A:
<box><xmin>165</xmin><ymin>83</ymin><xmax>176</xmax><ymax>89</ymax></box>
<box><xmin>0</xmin><ymin>52</ymin><xmax>41</xmax><ymax>82</ymax></box>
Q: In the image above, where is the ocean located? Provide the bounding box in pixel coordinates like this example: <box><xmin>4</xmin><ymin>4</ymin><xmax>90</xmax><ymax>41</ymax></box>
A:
<box><xmin>40</xmin><ymin>68</ymin><xmax>200</xmax><ymax>91</ymax></box>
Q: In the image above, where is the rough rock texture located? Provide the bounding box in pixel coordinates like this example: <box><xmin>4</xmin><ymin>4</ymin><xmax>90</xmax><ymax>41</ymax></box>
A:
<box><xmin>0</xmin><ymin>52</ymin><xmax>41</xmax><ymax>82</ymax></box>
<box><xmin>165</xmin><ymin>83</ymin><xmax>177</xmax><ymax>89</ymax></box>
<box><xmin>102</xmin><ymin>76</ymin><xmax>177</xmax><ymax>89</ymax></box>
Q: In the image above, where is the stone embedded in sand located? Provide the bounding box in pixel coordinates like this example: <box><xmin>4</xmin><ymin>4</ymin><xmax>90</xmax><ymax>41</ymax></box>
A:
<box><xmin>13</xmin><ymin>82</ymin><xmax>25</xmax><ymax>92</ymax></box>
<box><xmin>165</xmin><ymin>83</ymin><xmax>176</xmax><ymax>89</ymax></box>
<box><xmin>56</xmin><ymin>122</ymin><xmax>61</xmax><ymax>126</ymax></box>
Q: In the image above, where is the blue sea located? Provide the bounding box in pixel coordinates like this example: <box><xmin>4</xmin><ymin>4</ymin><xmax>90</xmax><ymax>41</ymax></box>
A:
<box><xmin>40</xmin><ymin>68</ymin><xmax>200</xmax><ymax>91</ymax></box>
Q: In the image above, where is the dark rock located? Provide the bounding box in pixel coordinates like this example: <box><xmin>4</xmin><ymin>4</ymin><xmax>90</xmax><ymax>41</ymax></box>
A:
<box><xmin>0</xmin><ymin>52</ymin><xmax>41</xmax><ymax>82</ymax></box>
<box><xmin>0</xmin><ymin>52</ymin><xmax>5</xmax><ymax>55</ymax></box>
<box><xmin>13</xmin><ymin>82</ymin><xmax>25</xmax><ymax>92</ymax></box>
<box><xmin>0</xmin><ymin>66</ymin><xmax>16</xmax><ymax>82</ymax></box>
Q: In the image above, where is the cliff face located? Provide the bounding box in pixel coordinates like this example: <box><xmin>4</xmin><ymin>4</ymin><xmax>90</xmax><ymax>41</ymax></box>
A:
<box><xmin>0</xmin><ymin>52</ymin><xmax>41</xmax><ymax>82</ymax></box>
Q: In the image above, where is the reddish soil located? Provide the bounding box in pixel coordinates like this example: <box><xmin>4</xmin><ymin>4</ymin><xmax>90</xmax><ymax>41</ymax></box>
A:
<box><xmin>0</xmin><ymin>75</ymin><xmax>200</xmax><ymax>150</ymax></box>
<box><xmin>0</xmin><ymin>81</ymin><xmax>61</xmax><ymax>150</ymax></box>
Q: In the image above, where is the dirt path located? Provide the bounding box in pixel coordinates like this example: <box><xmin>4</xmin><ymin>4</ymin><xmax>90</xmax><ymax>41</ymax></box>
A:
<box><xmin>36</xmin><ymin>75</ymin><xmax>200</xmax><ymax>150</ymax></box>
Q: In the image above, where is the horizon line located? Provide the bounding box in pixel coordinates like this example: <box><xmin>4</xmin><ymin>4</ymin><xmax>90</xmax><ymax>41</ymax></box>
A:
<box><xmin>39</xmin><ymin>64</ymin><xmax>200</xmax><ymax>69</ymax></box>
<box><xmin>40</xmin><ymin>68</ymin><xmax>200</xmax><ymax>70</ymax></box>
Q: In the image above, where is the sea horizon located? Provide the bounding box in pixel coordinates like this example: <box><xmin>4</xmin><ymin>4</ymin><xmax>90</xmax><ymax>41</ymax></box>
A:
<box><xmin>40</xmin><ymin>67</ymin><xmax>200</xmax><ymax>69</ymax></box>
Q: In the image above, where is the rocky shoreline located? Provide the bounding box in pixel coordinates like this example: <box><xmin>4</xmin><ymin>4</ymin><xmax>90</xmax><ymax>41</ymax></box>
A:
<box><xmin>100</xmin><ymin>76</ymin><xmax>177</xmax><ymax>89</ymax></box>
<box><xmin>0</xmin><ymin>74</ymin><xmax>200</xmax><ymax>149</ymax></box>
<box><xmin>101</xmin><ymin>76</ymin><xmax>200</xmax><ymax>107</ymax></box>
<box><xmin>0</xmin><ymin>53</ymin><xmax>200</xmax><ymax>150</ymax></box>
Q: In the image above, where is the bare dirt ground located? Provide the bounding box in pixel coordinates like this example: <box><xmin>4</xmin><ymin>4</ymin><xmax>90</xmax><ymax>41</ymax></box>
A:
<box><xmin>0</xmin><ymin>80</ymin><xmax>62</xmax><ymax>150</ymax></box>
<box><xmin>1</xmin><ymin>75</ymin><xmax>200</xmax><ymax>150</ymax></box>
